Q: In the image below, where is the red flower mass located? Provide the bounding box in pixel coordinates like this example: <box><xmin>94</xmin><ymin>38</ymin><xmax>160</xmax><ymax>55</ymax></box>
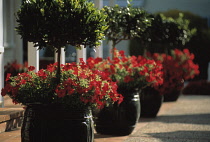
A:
<box><xmin>87</xmin><ymin>48</ymin><xmax>163</xmax><ymax>91</ymax></box>
<box><xmin>1</xmin><ymin>60</ymin><xmax>123</xmax><ymax>109</ymax></box>
<box><xmin>147</xmin><ymin>48</ymin><xmax>199</xmax><ymax>95</ymax></box>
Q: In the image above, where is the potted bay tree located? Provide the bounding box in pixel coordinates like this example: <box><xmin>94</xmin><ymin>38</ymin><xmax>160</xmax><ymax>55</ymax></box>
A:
<box><xmin>1</xmin><ymin>0</ymin><xmax>125</xmax><ymax>142</ymax></box>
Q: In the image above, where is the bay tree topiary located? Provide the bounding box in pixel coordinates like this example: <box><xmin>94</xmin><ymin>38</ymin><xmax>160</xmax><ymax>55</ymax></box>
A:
<box><xmin>159</xmin><ymin>10</ymin><xmax>210</xmax><ymax>80</ymax></box>
<box><xmin>16</xmin><ymin>0</ymin><xmax>108</xmax><ymax>81</ymax></box>
<box><xmin>160</xmin><ymin>13</ymin><xmax>196</xmax><ymax>47</ymax></box>
<box><xmin>130</xmin><ymin>13</ymin><xmax>197</xmax><ymax>55</ymax></box>
<box><xmin>103</xmin><ymin>2</ymin><xmax>152</xmax><ymax>53</ymax></box>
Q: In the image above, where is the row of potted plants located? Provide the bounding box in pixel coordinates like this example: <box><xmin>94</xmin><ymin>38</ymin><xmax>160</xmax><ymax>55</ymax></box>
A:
<box><xmin>2</xmin><ymin>48</ymin><xmax>199</xmax><ymax>137</ymax></box>
<box><xmin>1</xmin><ymin>0</ymin><xmax>200</xmax><ymax>141</ymax></box>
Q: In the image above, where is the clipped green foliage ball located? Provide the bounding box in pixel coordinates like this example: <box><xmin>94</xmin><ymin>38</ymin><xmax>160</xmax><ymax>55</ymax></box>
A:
<box><xmin>16</xmin><ymin>0</ymin><xmax>108</xmax><ymax>50</ymax></box>
<box><xmin>103</xmin><ymin>4</ymin><xmax>152</xmax><ymax>48</ymax></box>
<box><xmin>130</xmin><ymin>12</ymin><xmax>197</xmax><ymax>55</ymax></box>
<box><xmin>141</xmin><ymin>13</ymin><xmax>196</xmax><ymax>50</ymax></box>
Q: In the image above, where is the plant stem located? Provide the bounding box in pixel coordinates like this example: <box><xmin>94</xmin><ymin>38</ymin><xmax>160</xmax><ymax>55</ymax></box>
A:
<box><xmin>112</xmin><ymin>40</ymin><xmax>116</xmax><ymax>58</ymax></box>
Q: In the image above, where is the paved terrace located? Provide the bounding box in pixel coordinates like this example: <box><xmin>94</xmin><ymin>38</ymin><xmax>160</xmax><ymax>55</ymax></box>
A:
<box><xmin>0</xmin><ymin>95</ymin><xmax>210</xmax><ymax>142</ymax></box>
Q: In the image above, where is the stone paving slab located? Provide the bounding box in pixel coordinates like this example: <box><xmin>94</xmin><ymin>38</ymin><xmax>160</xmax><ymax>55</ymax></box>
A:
<box><xmin>124</xmin><ymin>95</ymin><xmax>210</xmax><ymax>142</ymax></box>
<box><xmin>0</xmin><ymin>95</ymin><xmax>210</xmax><ymax>142</ymax></box>
<box><xmin>0</xmin><ymin>128</ymin><xmax>21</xmax><ymax>142</ymax></box>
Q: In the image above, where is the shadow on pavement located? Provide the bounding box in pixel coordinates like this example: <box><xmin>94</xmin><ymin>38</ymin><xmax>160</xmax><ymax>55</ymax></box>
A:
<box><xmin>155</xmin><ymin>113</ymin><xmax>210</xmax><ymax>125</ymax></box>
<box><xmin>94</xmin><ymin>133</ymin><xmax>113</xmax><ymax>139</ymax></box>
<box><xmin>146</xmin><ymin>130</ymin><xmax>210</xmax><ymax>141</ymax></box>
<box><xmin>138</xmin><ymin>117</ymin><xmax>157</xmax><ymax>122</ymax></box>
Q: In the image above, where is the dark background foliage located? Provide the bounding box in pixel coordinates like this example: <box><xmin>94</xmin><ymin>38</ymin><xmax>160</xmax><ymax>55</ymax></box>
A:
<box><xmin>130</xmin><ymin>9</ymin><xmax>210</xmax><ymax>80</ymax></box>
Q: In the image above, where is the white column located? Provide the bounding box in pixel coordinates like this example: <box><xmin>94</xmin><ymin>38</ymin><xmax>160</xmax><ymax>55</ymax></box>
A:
<box><xmin>94</xmin><ymin>0</ymin><xmax>103</xmax><ymax>58</ymax></box>
<box><xmin>28</xmin><ymin>42</ymin><xmax>39</xmax><ymax>72</ymax></box>
<box><xmin>94</xmin><ymin>0</ymin><xmax>103</xmax><ymax>9</ymax></box>
<box><xmin>0</xmin><ymin>53</ymin><xmax>3</xmax><ymax>107</ymax></box>
<box><xmin>77</xmin><ymin>46</ymin><xmax>87</xmax><ymax>63</ymax></box>
<box><xmin>54</xmin><ymin>48</ymin><xmax>65</xmax><ymax>65</ymax></box>
<box><xmin>0</xmin><ymin>0</ymin><xmax>4</xmax><ymax>107</ymax></box>
<box><xmin>94</xmin><ymin>43</ymin><xmax>103</xmax><ymax>58</ymax></box>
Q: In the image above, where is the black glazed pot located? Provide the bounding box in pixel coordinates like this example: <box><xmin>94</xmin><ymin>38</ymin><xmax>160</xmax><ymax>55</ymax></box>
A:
<box><xmin>95</xmin><ymin>89</ymin><xmax>140</xmax><ymax>136</ymax></box>
<box><xmin>140</xmin><ymin>87</ymin><xmax>163</xmax><ymax>118</ymax></box>
<box><xmin>163</xmin><ymin>81</ymin><xmax>184</xmax><ymax>102</ymax></box>
<box><xmin>163</xmin><ymin>89</ymin><xmax>181</xmax><ymax>102</ymax></box>
<box><xmin>21</xmin><ymin>104</ymin><xmax>94</xmax><ymax>142</ymax></box>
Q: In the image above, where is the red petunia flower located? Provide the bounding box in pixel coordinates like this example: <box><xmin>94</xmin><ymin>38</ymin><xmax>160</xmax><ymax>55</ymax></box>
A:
<box><xmin>28</xmin><ymin>66</ymin><xmax>35</xmax><ymax>71</ymax></box>
<box><xmin>5</xmin><ymin>73</ymin><xmax>11</xmax><ymax>81</ymax></box>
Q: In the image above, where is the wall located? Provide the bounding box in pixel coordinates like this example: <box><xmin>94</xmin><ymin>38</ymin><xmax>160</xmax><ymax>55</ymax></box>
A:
<box><xmin>143</xmin><ymin>0</ymin><xmax>210</xmax><ymax>18</ymax></box>
<box><xmin>0</xmin><ymin>53</ymin><xmax>3</xmax><ymax>107</ymax></box>
<box><xmin>3</xmin><ymin>0</ymin><xmax>23</xmax><ymax>66</ymax></box>
<box><xmin>0</xmin><ymin>0</ymin><xmax>23</xmax><ymax>107</ymax></box>
<box><xmin>0</xmin><ymin>0</ymin><xmax>3</xmax><ymax>107</ymax></box>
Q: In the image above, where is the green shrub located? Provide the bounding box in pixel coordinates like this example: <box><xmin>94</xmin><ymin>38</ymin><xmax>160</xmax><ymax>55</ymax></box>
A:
<box><xmin>130</xmin><ymin>12</ymin><xmax>196</xmax><ymax>55</ymax></box>
<box><xmin>160</xmin><ymin>9</ymin><xmax>210</xmax><ymax>80</ymax></box>
<box><xmin>16</xmin><ymin>0</ymin><xmax>108</xmax><ymax>50</ymax></box>
<box><xmin>104</xmin><ymin>3</ymin><xmax>152</xmax><ymax>51</ymax></box>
